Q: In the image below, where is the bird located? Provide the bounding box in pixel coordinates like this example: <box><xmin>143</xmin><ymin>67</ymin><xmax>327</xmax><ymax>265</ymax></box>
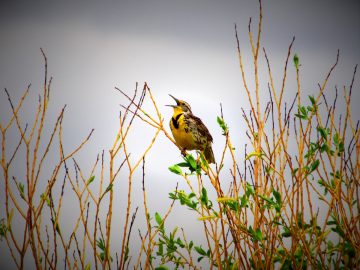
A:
<box><xmin>167</xmin><ymin>94</ymin><xmax>215</xmax><ymax>164</ymax></box>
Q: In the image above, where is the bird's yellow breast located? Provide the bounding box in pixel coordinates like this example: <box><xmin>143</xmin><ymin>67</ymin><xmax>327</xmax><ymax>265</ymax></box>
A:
<box><xmin>170</xmin><ymin>113</ymin><xmax>197</xmax><ymax>150</ymax></box>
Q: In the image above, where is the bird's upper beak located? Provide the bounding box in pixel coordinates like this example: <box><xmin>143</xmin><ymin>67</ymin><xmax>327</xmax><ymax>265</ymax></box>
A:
<box><xmin>166</xmin><ymin>94</ymin><xmax>180</xmax><ymax>107</ymax></box>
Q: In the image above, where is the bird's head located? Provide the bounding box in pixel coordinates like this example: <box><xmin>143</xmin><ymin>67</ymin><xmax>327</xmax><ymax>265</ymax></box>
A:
<box><xmin>167</xmin><ymin>94</ymin><xmax>192</xmax><ymax>114</ymax></box>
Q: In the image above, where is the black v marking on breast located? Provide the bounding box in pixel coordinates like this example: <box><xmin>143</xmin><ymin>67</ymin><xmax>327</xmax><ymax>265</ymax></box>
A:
<box><xmin>172</xmin><ymin>113</ymin><xmax>183</xmax><ymax>129</ymax></box>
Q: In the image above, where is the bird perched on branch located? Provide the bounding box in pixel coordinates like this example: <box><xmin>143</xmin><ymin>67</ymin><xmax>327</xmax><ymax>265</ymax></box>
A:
<box><xmin>167</xmin><ymin>94</ymin><xmax>215</xmax><ymax>164</ymax></box>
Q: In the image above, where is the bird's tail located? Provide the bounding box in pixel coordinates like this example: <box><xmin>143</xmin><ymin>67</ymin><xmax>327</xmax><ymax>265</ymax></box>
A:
<box><xmin>204</xmin><ymin>146</ymin><xmax>215</xmax><ymax>164</ymax></box>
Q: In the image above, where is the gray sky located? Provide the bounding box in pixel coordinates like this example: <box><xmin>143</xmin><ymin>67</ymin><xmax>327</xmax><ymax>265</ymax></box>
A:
<box><xmin>1</xmin><ymin>0</ymin><xmax>359</xmax><ymax>268</ymax></box>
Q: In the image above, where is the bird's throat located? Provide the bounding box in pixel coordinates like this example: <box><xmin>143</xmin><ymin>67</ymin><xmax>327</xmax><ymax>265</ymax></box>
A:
<box><xmin>171</xmin><ymin>113</ymin><xmax>183</xmax><ymax>129</ymax></box>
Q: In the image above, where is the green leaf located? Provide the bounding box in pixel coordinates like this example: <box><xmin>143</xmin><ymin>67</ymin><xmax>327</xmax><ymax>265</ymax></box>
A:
<box><xmin>276</xmin><ymin>248</ymin><xmax>286</xmax><ymax>256</ymax></box>
<box><xmin>300</xmin><ymin>106</ymin><xmax>307</xmax><ymax>116</ymax></box>
<box><xmin>245</xmin><ymin>183</ymin><xmax>254</xmax><ymax>196</ymax></box>
<box><xmin>245</xmin><ymin>151</ymin><xmax>264</xmax><ymax>160</ymax></box>
<box><xmin>308</xmin><ymin>95</ymin><xmax>316</xmax><ymax>105</ymax></box>
<box><xmin>7</xmin><ymin>208</ymin><xmax>14</xmax><ymax>226</ymax></box>
<box><xmin>176</xmin><ymin>162</ymin><xmax>190</xmax><ymax>167</ymax></box>
<box><xmin>168</xmin><ymin>192</ymin><xmax>176</xmax><ymax>200</ymax></box>
<box><xmin>307</xmin><ymin>105</ymin><xmax>314</xmax><ymax>112</ymax></box>
<box><xmin>194</xmin><ymin>246</ymin><xmax>207</xmax><ymax>256</ymax></box>
<box><xmin>185</xmin><ymin>154</ymin><xmax>197</xmax><ymax>171</ymax></box>
<box><xmin>258</xmin><ymin>194</ymin><xmax>273</xmax><ymax>204</ymax></box>
<box><xmin>200</xmin><ymin>187</ymin><xmax>208</xmax><ymax>206</ymax></box>
<box><xmin>85</xmin><ymin>263</ymin><xmax>91</xmax><ymax>270</ymax></box>
<box><xmin>18</xmin><ymin>183</ymin><xmax>24</xmax><ymax>193</ymax></box>
<box><xmin>176</xmin><ymin>237</ymin><xmax>185</xmax><ymax>248</ymax></box>
<box><xmin>156</xmin><ymin>243</ymin><xmax>164</xmax><ymax>256</ymax></box>
<box><xmin>309</xmin><ymin>159</ymin><xmax>320</xmax><ymax>174</ymax></box>
<box><xmin>317</xmin><ymin>126</ymin><xmax>328</xmax><ymax>140</ymax></box>
<box><xmin>87</xmin><ymin>175</ymin><xmax>95</xmax><ymax>185</ymax></box>
<box><xmin>227</xmin><ymin>200</ymin><xmax>240</xmax><ymax>212</ymax></box>
<box><xmin>55</xmin><ymin>223</ymin><xmax>61</xmax><ymax>235</ymax></box>
<box><xmin>175</xmin><ymin>154</ymin><xmax>202</xmax><ymax>175</ymax></box>
<box><xmin>294</xmin><ymin>113</ymin><xmax>306</xmax><ymax>120</ymax></box>
<box><xmin>105</xmin><ymin>183</ymin><xmax>113</xmax><ymax>193</ymax></box>
<box><xmin>293</xmin><ymin>53</ymin><xmax>299</xmax><ymax>69</ymax></box>
<box><xmin>124</xmin><ymin>245</ymin><xmax>129</xmax><ymax>262</ymax></box>
<box><xmin>330</xmin><ymin>178</ymin><xmax>335</xmax><ymax>189</ymax></box>
<box><xmin>295</xmin><ymin>105</ymin><xmax>308</xmax><ymax>120</ymax></box>
<box><xmin>176</xmin><ymin>190</ymin><xmax>198</xmax><ymax>210</ymax></box>
<box><xmin>272</xmin><ymin>189</ymin><xmax>282</xmax><ymax>205</ymax></box>
<box><xmin>0</xmin><ymin>219</ymin><xmax>8</xmax><ymax>238</ymax></box>
<box><xmin>155</xmin><ymin>212</ymin><xmax>162</xmax><ymax>225</ymax></box>
<box><xmin>155</xmin><ymin>265</ymin><xmax>169</xmax><ymax>270</ymax></box>
<box><xmin>217</xmin><ymin>116</ymin><xmax>228</xmax><ymax>135</ymax></box>
<box><xmin>281</xmin><ymin>228</ymin><xmax>292</xmax><ymax>238</ymax></box>
<box><xmin>255</xmin><ymin>228</ymin><xmax>263</xmax><ymax>241</ymax></box>
<box><xmin>18</xmin><ymin>183</ymin><xmax>25</xmax><ymax>199</ymax></box>
<box><xmin>320</xmin><ymin>143</ymin><xmax>331</xmax><ymax>154</ymax></box>
<box><xmin>344</xmin><ymin>240</ymin><xmax>355</xmax><ymax>257</ymax></box>
<box><xmin>199</xmin><ymin>152</ymin><xmax>209</xmax><ymax>169</ymax></box>
<box><xmin>175</xmin><ymin>236</ymin><xmax>182</xmax><ymax>244</ymax></box>
<box><xmin>265</xmin><ymin>166</ymin><xmax>274</xmax><ymax>175</ymax></box>
<box><xmin>96</xmin><ymin>238</ymin><xmax>106</xmax><ymax>251</ymax></box>
<box><xmin>247</xmin><ymin>226</ymin><xmax>263</xmax><ymax>241</ymax></box>
<box><xmin>168</xmin><ymin>164</ymin><xmax>182</xmax><ymax>175</ymax></box>
<box><xmin>99</xmin><ymin>252</ymin><xmax>105</xmax><ymax>262</ymax></box>
<box><xmin>338</xmin><ymin>141</ymin><xmax>344</xmax><ymax>155</ymax></box>
<box><xmin>294</xmin><ymin>247</ymin><xmax>303</xmax><ymax>259</ymax></box>
<box><xmin>40</xmin><ymin>193</ymin><xmax>51</xmax><ymax>207</ymax></box>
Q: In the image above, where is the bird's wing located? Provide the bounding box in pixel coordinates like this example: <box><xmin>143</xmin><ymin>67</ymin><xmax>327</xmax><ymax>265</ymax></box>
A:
<box><xmin>185</xmin><ymin>114</ymin><xmax>213</xmax><ymax>143</ymax></box>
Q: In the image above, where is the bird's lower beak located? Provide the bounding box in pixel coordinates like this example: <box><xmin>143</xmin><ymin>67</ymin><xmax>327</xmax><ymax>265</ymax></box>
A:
<box><xmin>169</xmin><ymin>94</ymin><xmax>180</xmax><ymax>105</ymax></box>
<box><xmin>166</xmin><ymin>104</ymin><xmax>176</xmax><ymax>108</ymax></box>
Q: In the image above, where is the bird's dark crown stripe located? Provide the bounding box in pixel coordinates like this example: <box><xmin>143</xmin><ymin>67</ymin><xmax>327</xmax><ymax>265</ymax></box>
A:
<box><xmin>172</xmin><ymin>113</ymin><xmax>183</xmax><ymax>129</ymax></box>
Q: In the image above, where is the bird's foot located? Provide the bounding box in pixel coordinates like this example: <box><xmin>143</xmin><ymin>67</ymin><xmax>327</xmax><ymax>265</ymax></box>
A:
<box><xmin>181</xmin><ymin>148</ymin><xmax>187</xmax><ymax>157</ymax></box>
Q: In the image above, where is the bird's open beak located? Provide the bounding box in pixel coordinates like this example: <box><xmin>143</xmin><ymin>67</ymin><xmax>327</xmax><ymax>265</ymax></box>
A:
<box><xmin>169</xmin><ymin>94</ymin><xmax>180</xmax><ymax>105</ymax></box>
<box><xmin>166</xmin><ymin>94</ymin><xmax>180</xmax><ymax>107</ymax></box>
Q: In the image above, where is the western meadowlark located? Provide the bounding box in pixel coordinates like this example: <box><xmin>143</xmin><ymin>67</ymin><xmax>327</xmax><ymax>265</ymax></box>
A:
<box><xmin>167</xmin><ymin>94</ymin><xmax>215</xmax><ymax>164</ymax></box>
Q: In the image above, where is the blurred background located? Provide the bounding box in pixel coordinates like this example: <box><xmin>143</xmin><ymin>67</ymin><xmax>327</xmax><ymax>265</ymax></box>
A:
<box><xmin>0</xmin><ymin>0</ymin><xmax>359</xmax><ymax>268</ymax></box>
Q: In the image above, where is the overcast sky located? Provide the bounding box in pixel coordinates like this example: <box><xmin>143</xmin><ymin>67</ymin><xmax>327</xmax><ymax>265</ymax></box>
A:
<box><xmin>0</xmin><ymin>0</ymin><xmax>359</xmax><ymax>268</ymax></box>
